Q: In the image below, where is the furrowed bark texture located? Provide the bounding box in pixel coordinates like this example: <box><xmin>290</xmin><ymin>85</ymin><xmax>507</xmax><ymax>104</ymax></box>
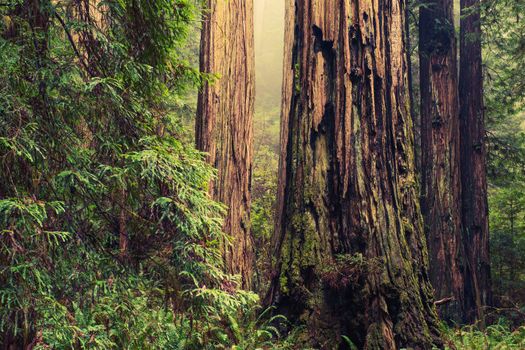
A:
<box><xmin>269</xmin><ymin>0</ymin><xmax>441</xmax><ymax>348</ymax></box>
<box><xmin>419</xmin><ymin>0</ymin><xmax>464</xmax><ymax>322</ymax></box>
<box><xmin>196</xmin><ymin>0</ymin><xmax>255</xmax><ymax>288</ymax></box>
<box><xmin>459</xmin><ymin>0</ymin><xmax>492</xmax><ymax>323</ymax></box>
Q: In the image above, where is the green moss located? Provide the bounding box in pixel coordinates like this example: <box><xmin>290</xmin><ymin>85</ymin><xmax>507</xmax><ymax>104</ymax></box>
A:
<box><xmin>365</xmin><ymin>323</ymin><xmax>391</xmax><ymax>349</ymax></box>
<box><xmin>279</xmin><ymin>273</ymin><xmax>289</xmax><ymax>294</ymax></box>
<box><xmin>294</xmin><ymin>63</ymin><xmax>301</xmax><ymax>93</ymax></box>
<box><xmin>302</xmin><ymin>212</ymin><xmax>319</xmax><ymax>264</ymax></box>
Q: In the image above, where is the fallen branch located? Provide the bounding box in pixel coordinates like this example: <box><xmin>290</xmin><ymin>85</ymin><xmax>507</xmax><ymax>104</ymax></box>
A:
<box><xmin>434</xmin><ymin>296</ymin><xmax>455</xmax><ymax>306</ymax></box>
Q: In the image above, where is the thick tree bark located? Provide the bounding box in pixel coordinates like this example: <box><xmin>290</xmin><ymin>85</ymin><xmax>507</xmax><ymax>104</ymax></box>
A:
<box><xmin>268</xmin><ymin>0</ymin><xmax>441</xmax><ymax>348</ymax></box>
<box><xmin>459</xmin><ymin>0</ymin><xmax>492</xmax><ymax>324</ymax></box>
<box><xmin>196</xmin><ymin>0</ymin><xmax>255</xmax><ymax>288</ymax></box>
<box><xmin>419</xmin><ymin>0</ymin><xmax>465</xmax><ymax>322</ymax></box>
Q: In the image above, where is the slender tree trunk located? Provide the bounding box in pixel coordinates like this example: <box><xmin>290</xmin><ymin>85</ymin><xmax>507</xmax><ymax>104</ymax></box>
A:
<box><xmin>419</xmin><ymin>0</ymin><xmax>465</xmax><ymax>322</ymax></box>
<box><xmin>196</xmin><ymin>0</ymin><xmax>255</xmax><ymax>288</ymax></box>
<box><xmin>405</xmin><ymin>0</ymin><xmax>417</xmax><ymax>152</ymax></box>
<box><xmin>459</xmin><ymin>0</ymin><xmax>492</xmax><ymax>324</ymax></box>
<box><xmin>119</xmin><ymin>188</ymin><xmax>128</xmax><ymax>259</ymax></box>
<box><xmin>406</xmin><ymin>0</ymin><xmax>422</xmax><ymax>175</ymax></box>
<box><xmin>268</xmin><ymin>1</ymin><xmax>441</xmax><ymax>348</ymax></box>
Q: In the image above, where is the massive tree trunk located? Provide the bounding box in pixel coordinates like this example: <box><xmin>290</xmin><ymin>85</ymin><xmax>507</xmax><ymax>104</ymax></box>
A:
<box><xmin>459</xmin><ymin>0</ymin><xmax>492</xmax><ymax>324</ymax></box>
<box><xmin>419</xmin><ymin>0</ymin><xmax>465</xmax><ymax>322</ymax></box>
<box><xmin>268</xmin><ymin>0</ymin><xmax>441</xmax><ymax>348</ymax></box>
<box><xmin>196</xmin><ymin>0</ymin><xmax>255</xmax><ymax>288</ymax></box>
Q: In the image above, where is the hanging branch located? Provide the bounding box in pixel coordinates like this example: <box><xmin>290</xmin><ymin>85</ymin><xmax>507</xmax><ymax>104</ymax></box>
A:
<box><xmin>52</xmin><ymin>10</ymin><xmax>94</xmax><ymax>77</ymax></box>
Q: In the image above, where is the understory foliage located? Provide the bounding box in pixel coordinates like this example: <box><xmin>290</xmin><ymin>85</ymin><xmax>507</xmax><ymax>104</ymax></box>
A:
<box><xmin>0</xmin><ymin>0</ymin><xmax>286</xmax><ymax>348</ymax></box>
<box><xmin>251</xmin><ymin>109</ymin><xmax>280</xmax><ymax>291</ymax></box>
<box><xmin>442</xmin><ymin>321</ymin><xmax>525</xmax><ymax>350</ymax></box>
<box><xmin>483</xmin><ymin>0</ymin><xmax>525</xmax><ymax>308</ymax></box>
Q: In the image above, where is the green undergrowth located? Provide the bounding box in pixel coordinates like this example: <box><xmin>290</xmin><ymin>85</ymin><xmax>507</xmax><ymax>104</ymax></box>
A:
<box><xmin>440</xmin><ymin>321</ymin><xmax>525</xmax><ymax>350</ymax></box>
<box><xmin>0</xmin><ymin>240</ymin><xmax>294</xmax><ymax>349</ymax></box>
<box><xmin>0</xmin><ymin>1</ymin><xmax>296</xmax><ymax>348</ymax></box>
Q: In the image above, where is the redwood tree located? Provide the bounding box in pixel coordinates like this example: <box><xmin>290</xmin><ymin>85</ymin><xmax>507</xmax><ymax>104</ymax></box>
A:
<box><xmin>196</xmin><ymin>0</ymin><xmax>255</xmax><ymax>288</ymax></box>
<box><xmin>459</xmin><ymin>0</ymin><xmax>492</xmax><ymax>323</ymax></box>
<box><xmin>419</xmin><ymin>0</ymin><xmax>465</xmax><ymax>322</ymax></box>
<box><xmin>268</xmin><ymin>0</ymin><xmax>441</xmax><ymax>348</ymax></box>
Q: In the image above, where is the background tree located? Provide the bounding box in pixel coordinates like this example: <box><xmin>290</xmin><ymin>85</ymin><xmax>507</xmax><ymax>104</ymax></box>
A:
<box><xmin>267</xmin><ymin>0</ymin><xmax>441</xmax><ymax>348</ymax></box>
<box><xmin>196</xmin><ymin>0</ymin><xmax>256</xmax><ymax>288</ymax></box>
<box><xmin>419</xmin><ymin>0</ymin><xmax>464</xmax><ymax>322</ymax></box>
<box><xmin>251</xmin><ymin>0</ymin><xmax>284</xmax><ymax>292</ymax></box>
<box><xmin>459</xmin><ymin>0</ymin><xmax>492</xmax><ymax>324</ymax></box>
